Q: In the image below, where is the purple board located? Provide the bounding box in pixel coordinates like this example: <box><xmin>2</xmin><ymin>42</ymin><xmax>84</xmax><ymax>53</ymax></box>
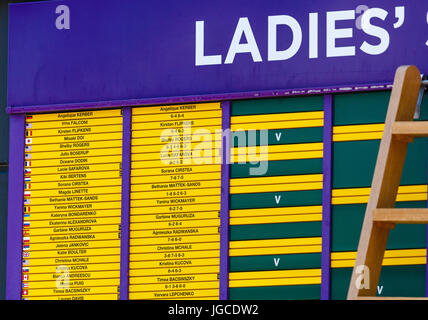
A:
<box><xmin>7</xmin><ymin>0</ymin><xmax>428</xmax><ymax>110</ymax></box>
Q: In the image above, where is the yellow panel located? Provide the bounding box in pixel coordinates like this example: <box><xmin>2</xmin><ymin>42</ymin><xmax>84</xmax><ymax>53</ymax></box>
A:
<box><xmin>131</xmin><ymin>187</ymin><xmax>220</xmax><ymax>200</ymax></box>
<box><xmin>331</xmin><ymin>257</ymin><xmax>426</xmax><ymax>268</ymax></box>
<box><xmin>230</xmin><ymin>206</ymin><xmax>322</xmax><ymax>218</ymax></box>
<box><xmin>131</xmin><ymin>150</ymin><xmax>221</xmax><ymax>162</ymax></box>
<box><xmin>231</xmin><ymin>111</ymin><xmax>324</xmax><ymax>124</ymax></box>
<box><xmin>24</xmin><ymin>262</ymin><xmax>120</xmax><ymax>275</ymax></box>
<box><xmin>230</xmin><ymin>182</ymin><xmax>323</xmax><ymax>194</ymax></box>
<box><xmin>25</xmin><ymin>293</ymin><xmax>119</xmax><ymax>300</ymax></box>
<box><xmin>23</xmin><ymin>255</ymin><xmax>120</xmax><ymax>267</ymax></box>
<box><xmin>229</xmin><ymin>277</ymin><xmax>321</xmax><ymax>288</ymax></box>
<box><xmin>332</xmin><ymin>185</ymin><xmax>427</xmax><ymax>197</ymax></box>
<box><xmin>25</xmin><ymin>278</ymin><xmax>120</xmax><ymax>290</ymax></box>
<box><xmin>26</xmin><ymin>132</ymin><xmax>123</xmax><ymax>145</ymax></box>
<box><xmin>130</xmin><ymin>219</ymin><xmax>220</xmax><ymax>231</ymax></box>
<box><xmin>129</xmin><ymin>288</ymin><xmax>219</xmax><ymax>300</ymax></box>
<box><xmin>23</xmin><ymin>239</ymin><xmax>121</xmax><ymax>251</ymax></box>
<box><xmin>26</xmin><ymin>186</ymin><xmax>121</xmax><ymax>198</ymax></box>
<box><xmin>25</xmin><ymin>163</ymin><xmax>122</xmax><ymax>176</ymax></box>
<box><xmin>149</xmin><ymin>295</ymin><xmax>219</xmax><ymax>300</ymax></box>
<box><xmin>132</xmin><ymin>110</ymin><xmax>221</xmax><ymax>123</ymax></box>
<box><xmin>132</xmin><ymin>103</ymin><xmax>221</xmax><ymax>115</ymax></box>
<box><xmin>130</xmin><ymin>226</ymin><xmax>219</xmax><ymax>238</ymax></box>
<box><xmin>132</xmin><ymin>142</ymin><xmax>221</xmax><ymax>155</ymax></box>
<box><xmin>131</xmin><ymin>180</ymin><xmax>220</xmax><ymax>193</ymax></box>
<box><xmin>23</xmin><ymin>230</ymin><xmax>120</xmax><ymax>242</ymax></box>
<box><xmin>25</xmin><ymin>201</ymin><xmax>122</xmax><ymax>214</ymax></box>
<box><xmin>25</xmin><ymin>271</ymin><xmax>120</xmax><ymax>283</ymax></box>
<box><xmin>229</xmin><ymin>245</ymin><xmax>321</xmax><ymax>257</ymax></box>
<box><xmin>231</xmin><ymin>150</ymin><xmax>323</xmax><ymax>163</ymax></box>
<box><xmin>24</xmin><ymin>209</ymin><xmax>121</xmax><ymax>221</ymax></box>
<box><xmin>333</xmin><ymin>123</ymin><xmax>384</xmax><ymax>134</ymax></box>
<box><xmin>331</xmin><ymin>249</ymin><xmax>426</xmax><ymax>260</ymax></box>
<box><xmin>130</xmin><ymin>211</ymin><xmax>220</xmax><ymax>223</ymax></box>
<box><xmin>25</xmin><ymin>247</ymin><xmax>121</xmax><ymax>259</ymax></box>
<box><xmin>130</xmin><ymin>250</ymin><xmax>220</xmax><ymax>262</ymax></box>
<box><xmin>129</xmin><ymin>242</ymin><xmax>220</xmax><ymax>254</ymax></box>
<box><xmin>26</xmin><ymin>172</ymin><xmax>121</xmax><ymax>184</ymax></box>
<box><xmin>230</xmin><ymin>174</ymin><xmax>323</xmax><ymax>186</ymax></box>
<box><xmin>229</xmin><ymin>268</ymin><xmax>321</xmax><ymax>280</ymax></box>
<box><xmin>25</xmin><ymin>140</ymin><xmax>122</xmax><ymax>153</ymax></box>
<box><xmin>130</xmin><ymin>195</ymin><xmax>220</xmax><ymax>208</ymax></box>
<box><xmin>26</xmin><ymin>110</ymin><xmax>122</xmax><ymax>122</ymax></box>
<box><xmin>24</xmin><ymin>224</ymin><xmax>121</xmax><ymax>236</ymax></box>
<box><xmin>332</xmin><ymin>193</ymin><xmax>427</xmax><ymax>205</ymax></box>
<box><xmin>132</xmin><ymin>133</ymin><xmax>222</xmax><ymax>146</ymax></box>
<box><xmin>132</xmin><ymin>126</ymin><xmax>222</xmax><ymax>138</ymax></box>
<box><xmin>26</xmin><ymin>124</ymin><xmax>123</xmax><ymax>138</ymax></box>
<box><xmin>129</xmin><ymin>281</ymin><xmax>219</xmax><ymax>292</ymax></box>
<box><xmin>22</xmin><ymin>285</ymin><xmax>120</xmax><ymax>297</ymax></box>
<box><xmin>230</xmin><ymin>214</ymin><xmax>322</xmax><ymax>225</ymax></box>
<box><xmin>131</xmin><ymin>164</ymin><xmax>221</xmax><ymax>177</ymax></box>
<box><xmin>25</xmin><ymin>156</ymin><xmax>123</xmax><ymax>169</ymax></box>
<box><xmin>233</xmin><ymin>142</ymin><xmax>323</xmax><ymax>155</ymax></box>
<box><xmin>131</xmin><ymin>157</ymin><xmax>222</xmax><ymax>168</ymax></box>
<box><xmin>333</xmin><ymin>132</ymin><xmax>383</xmax><ymax>142</ymax></box>
<box><xmin>231</xmin><ymin>119</ymin><xmax>323</xmax><ymax>131</ymax></box>
<box><xmin>130</xmin><ymin>203</ymin><xmax>220</xmax><ymax>215</ymax></box>
<box><xmin>24</xmin><ymin>193</ymin><xmax>121</xmax><ymax>206</ymax></box>
<box><xmin>129</xmin><ymin>259</ymin><xmax>220</xmax><ymax>271</ymax></box>
<box><xmin>129</xmin><ymin>265</ymin><xmax>219</xmax><ymax>277</ymax></box>
<box><xmin>26</xmin><ymin>148</ymin><xmax>123</xmax><ymax>161</ymax></box>
<box><xmin>132</xmin><ymin>118</ymin><xmax>222</xmax><ymax>131</ymax></box>
<box><xmin>230</xmin><ymin>237</ymin><xmax>322</xmax><ymax>249</ymax></box>
<box><xmin>27</xmin><ymin>178</ymin><xmax>122</xmax><ymax>191</ymax></box>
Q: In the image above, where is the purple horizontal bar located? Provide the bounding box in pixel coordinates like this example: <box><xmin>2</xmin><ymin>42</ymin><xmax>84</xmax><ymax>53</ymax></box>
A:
<box><xmin>6</xmin><ymin>82</ymin><xmax>393</xmax><ymax>114</ymax></box>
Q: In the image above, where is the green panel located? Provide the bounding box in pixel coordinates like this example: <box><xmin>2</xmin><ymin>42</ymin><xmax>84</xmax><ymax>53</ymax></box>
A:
<box><xmin>229</xmin><ymin>284</ymin><xmax>320</xmax><ymax>300</ymax></box>
<box><xmin>230</xmin><ymin>253</ymin><xmax>321</xmax><ymax>272</ymax></box>
<box><xmin>230</xmin><ymin>222</ymin><xmax>322</xmax><ymax>241</ymax></box>
<box><xmin>331</xmin><ymin>265</ymin><xmax>426</xmax><ymax>300</ymax></box>
<box><xmin>333</xmin><ymin>138</ymin><xmax>427</xmax><ymax>189</ymax></box>
<box><xmin>231</xmin><ymin>190</ymin><xmax>322</xmax><ymax>209</ymax></box>
<box><xmin>231</xmin><ymin>95</ymin><xmax>324</xmax><ymax>116</ymax></box>
<box><xmin>231</xmin><ymin>127</ymin><xmax>323</xmax><ymax>147</ymax></box>
<box><xmin>231</xmin><ymin>159</ymin><xmax>323</xmax><ymax>178</ymax></box>
<box><xmin>331</xmin><ymin>202</ymin><xmax>427</xmax><ymax>252</ymax></box>
<box><xmin>333</xmin><ymin>91</ymin><xmax>390</xmax><ymax>126</ymax></box>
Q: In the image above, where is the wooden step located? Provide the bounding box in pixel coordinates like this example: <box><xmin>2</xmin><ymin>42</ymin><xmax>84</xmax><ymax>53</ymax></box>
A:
<box><xmin>373</xmin><ymin>208</ymin><xmax>428</xmax><ymax>224</ymax></box>
<box><xmin>392</xmin><ymin>121</ymin><xmax>428</xmax><ymax>137</ymax></box>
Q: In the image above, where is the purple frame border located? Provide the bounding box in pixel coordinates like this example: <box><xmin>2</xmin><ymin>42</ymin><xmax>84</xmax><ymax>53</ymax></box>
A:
<box><xmin>6</xmin><ymin>114</ymin><xmax>25</xmax><ymax>300</ymax></box>
<box><xmin>6</xmin><ymin>83</ymin><xmax>393</xmax><ymax>115</ymax></box>
<box><xmin>219</xmin><ymin>101</ymin><xmax>231</xmax><ymax>300</ymax></box>
<box><xmin>321</xmin><ymin>95</ymin><xmax>333</xmax><ymax>300</ymax></box>
<box><xmin>119</xmin><ymin>107</ymin><xmax>131</xmax><ymax>300</ymax></box>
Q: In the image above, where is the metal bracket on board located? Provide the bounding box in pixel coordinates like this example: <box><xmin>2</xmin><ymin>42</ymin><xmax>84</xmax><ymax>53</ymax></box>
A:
<box><xmin>413</xmin><ymin>74</ymin><xmax>428</xmax><ymax>120</ymax></box>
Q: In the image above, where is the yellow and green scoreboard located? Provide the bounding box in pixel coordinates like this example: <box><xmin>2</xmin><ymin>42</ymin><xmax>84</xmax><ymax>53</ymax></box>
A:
<box><xmin>7</xmin><ymin>90</ymin><xmax>428</xmax><ymax>300</ymax></box>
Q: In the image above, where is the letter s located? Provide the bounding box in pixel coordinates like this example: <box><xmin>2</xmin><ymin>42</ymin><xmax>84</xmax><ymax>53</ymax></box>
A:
<box><xmin>360</xmin><ymin>8</ymin><xmax>390</xmax><ymax>55</ymax></box>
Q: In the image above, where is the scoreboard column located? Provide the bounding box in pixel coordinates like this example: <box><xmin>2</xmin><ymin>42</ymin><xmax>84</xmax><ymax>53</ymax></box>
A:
<box><xmin>21</xmin><ymin>109</ymin><xmax>123</xmax><ymax>300</ymax></box>
<box><xmin>129</xmin><ymin>103</ymin><xmax>223</xmax><ymax>300</ymax></box>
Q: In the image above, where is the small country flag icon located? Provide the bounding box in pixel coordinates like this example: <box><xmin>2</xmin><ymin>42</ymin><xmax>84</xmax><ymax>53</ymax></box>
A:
<box><xmin>22</xmin><ymin>283</ymin><xmax>29</xmax><ymax>288</ymax></box>
<box><xmin>24</xmin><ymin>183</ymin><xmax>31</xmax><ymax>190</ymax></box>
<box><xmin>24</xmin><ymin>206</ymin><xmax>30</xmax><ymax>212</ymax></box>
<box><xmin>22</xmin><ymin>289</ymin><xmax>28</xmax><ymax>296</ymax></box>
<box><xmin>25</xmin><ymin>130</ymin><xmax>32</xmax><ymax>137</ymax></box>
<box><xmin>25</xmin><ymin>138</ymin><xmax>32</xmax><ymax>144</ymax></box>
<box><xmin>24</xmin><ymin>191</ymin><xmax>31</xmax><ymax>197</ymax></box>
<box><xmin>22</xmin><ymin>274</ymin><xmax>29</xmax><ymax>281</ymax></box>
<box><xmin>22</xmin><ymin>252</ymin><xmax>30</xmax><ymax>258</ymax></box>
<box><xmin>22</xmin><ymin>230</ymin><xmax>30</xmax><ymax>237</ymax></box>
<box><xmin>23</xmin><ymin>214</ymin><xmax>30</xmax><ymax>219</ymax></box>
<box><xmin>26</xmin><ymin>115</ymin><xmax>33</xmax><ymax>120</ymax></box>
<box><xmin>24</xmin><ymin>199</ymin><xmax>31</xmax><ymax>205</ymax></box>
<box><xmin>25</xmin><ymin>145</ymin><xmax>32</xmax><ymax>151</ymax></box>
<box><xmin>22</xmin><ymin>260</ymin><xmax>29</xmax><ymax>266</ymax></box>
<box><xmin>24</xmin><ymin>161</ymin><xmax>31</xmax><ymax>167</ymax></box>
<box><xmin>23</xmin><ymin>221</ymin><xmax>30</xmax><ymax>228</ymax></box>
<box><xmin>24</xmin><ymin>168</ymin><xmax>31</xmax><ymax>174</ymax></box>
<box><xmin>24</xmin><ymin>177</ymin><xmax>31</xmax><ymax>183</ymax></box>
<box><xmin>23</xmin><ymin>245</ymin><xmax>30</xmax><ymax>251</ymax></box>
<box><xmin>25</xmin><ymin>154</ymin><xmax>31</xmax><ymax>160</ymax></box>
<box><xmin>25</xmin><ymin>123</ymin><xmax>32</xmax><ymax>129</ymax></box>
<box><xmin>22</xmin><ymin>267</ymin><xmax>29</xmax><ymax>272</ymax></box>
<box><xmin>23</xmin><ymin>237</ymin><xmax>30</xmax><ymax>243</ymax></box>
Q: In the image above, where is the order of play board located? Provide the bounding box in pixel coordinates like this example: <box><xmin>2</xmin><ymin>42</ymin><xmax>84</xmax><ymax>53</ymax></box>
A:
<box><xmin>21</xmin><ymin>109</ymin><xmax>123</xmax><ymax>300</ymax></box>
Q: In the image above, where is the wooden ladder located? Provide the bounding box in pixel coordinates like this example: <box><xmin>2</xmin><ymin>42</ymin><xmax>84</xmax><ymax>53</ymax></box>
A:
<box><xmin>347</xmin><ymin>65</ymin><xmax>428</xmax><ymax>300</ymax></box>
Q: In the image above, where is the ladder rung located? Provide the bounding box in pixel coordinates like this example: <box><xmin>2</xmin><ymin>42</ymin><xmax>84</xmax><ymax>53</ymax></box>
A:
<box><xmin>356</xmin><ymin>296</ymin><xmax>428</xmax><ymax>300</ymax></box>
<box><xmin>373</xmin><ymin>208</ymin><xmax>428</xmax><ymax>224</ymax></box>
<box><xmin>392</xmin><ymin>121</ymin><xmax>428</xmax><ymax>137</ymax></box>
